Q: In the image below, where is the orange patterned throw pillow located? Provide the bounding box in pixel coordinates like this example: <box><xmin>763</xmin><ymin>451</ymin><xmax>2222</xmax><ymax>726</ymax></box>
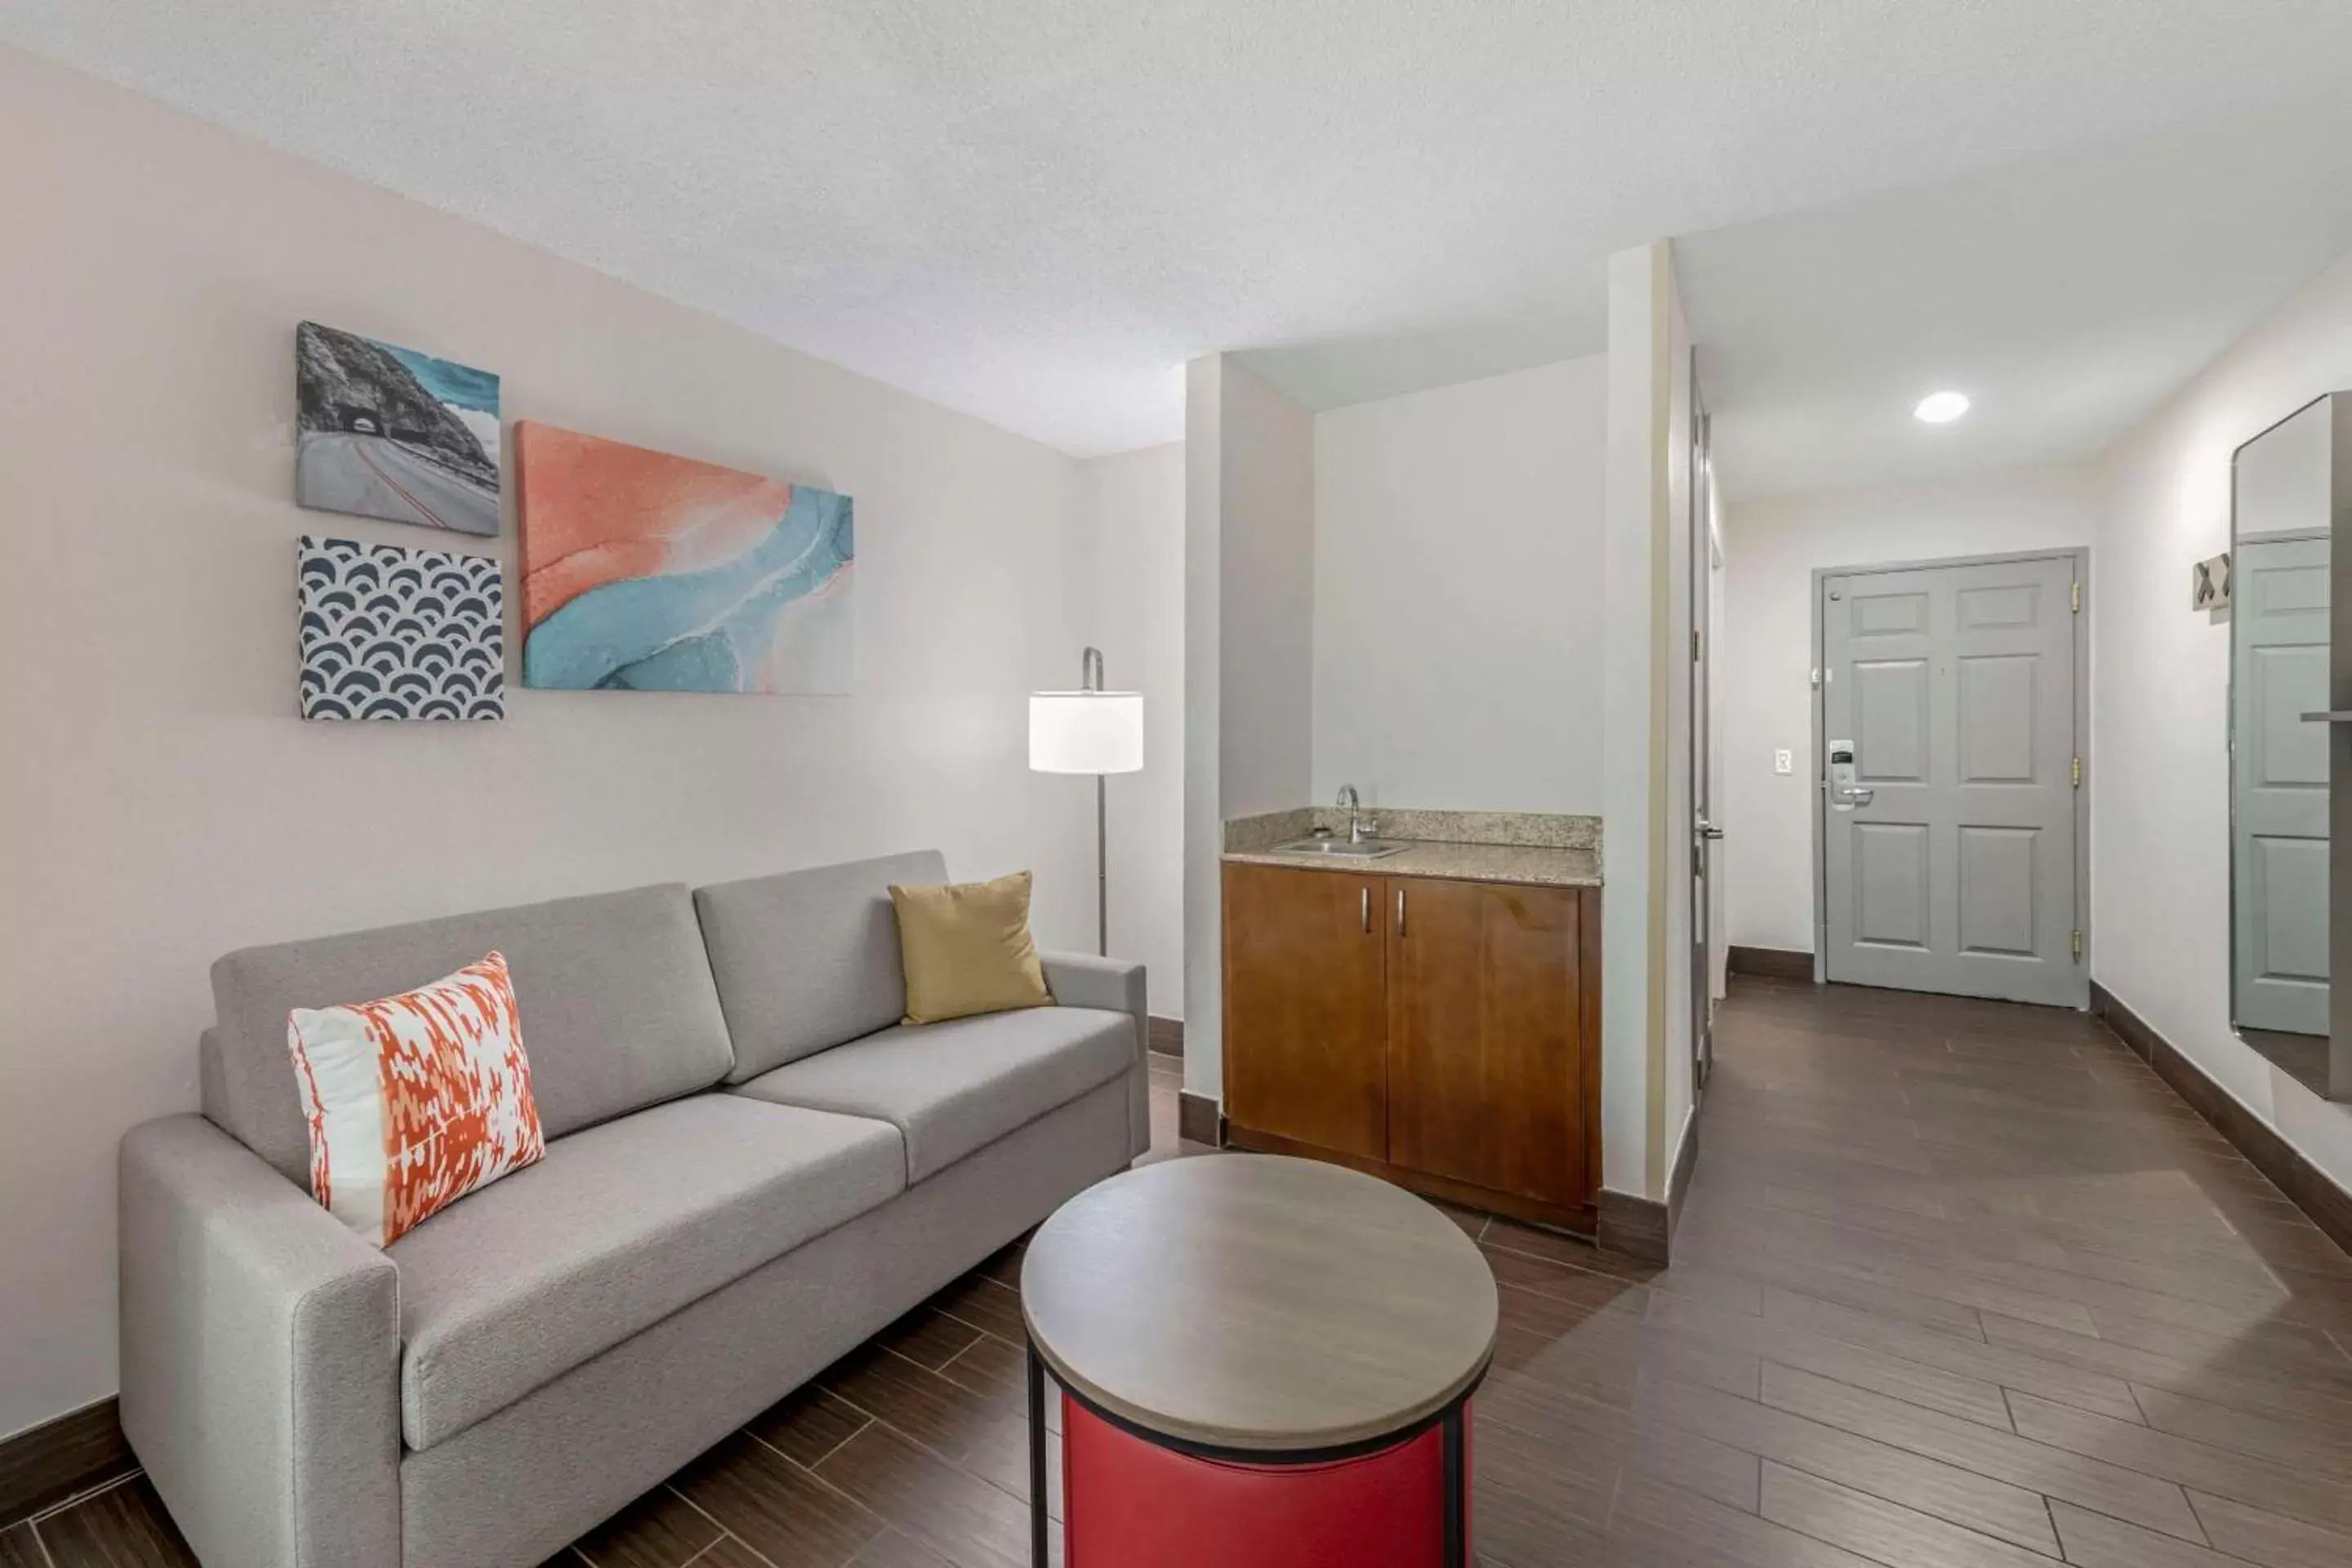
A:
<box><xmin>287</xmin><ymin>951</ymin><xmax>545</xmax><ymax>1247</ymax></box>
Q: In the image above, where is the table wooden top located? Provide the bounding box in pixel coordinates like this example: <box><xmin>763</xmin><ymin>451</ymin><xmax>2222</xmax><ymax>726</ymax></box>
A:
<box><xmin>1020</xmin><ymin>1154</ymin><xmax>1499</xmax><ymax>1451</ymax></box>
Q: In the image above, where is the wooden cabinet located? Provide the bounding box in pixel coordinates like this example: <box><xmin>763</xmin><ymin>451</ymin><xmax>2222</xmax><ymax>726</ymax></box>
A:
<box><xmin>1388</xmin><ymin>879</ymin><xmax>1591</xmax><ymax>1209</ymax></box>
<box><xmin>1222</xmin><ymin>862</ymin><xmax>1390</xmax><ymax>1162</ymax></box>
<box><xmin>1223</xmin><ymin>863</ymin><xmax>1599</xmax><ymax>1232</ymax></box>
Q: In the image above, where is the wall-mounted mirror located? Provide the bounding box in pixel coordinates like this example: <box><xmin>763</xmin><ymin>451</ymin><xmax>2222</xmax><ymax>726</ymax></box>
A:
<box><xmin>2230</xmin><ymin>392</ymin><xmax>2350</xmax><ymax>1099</ymax></box>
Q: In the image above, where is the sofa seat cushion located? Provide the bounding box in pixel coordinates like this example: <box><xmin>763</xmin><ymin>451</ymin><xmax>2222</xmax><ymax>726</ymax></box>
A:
<box><xmin>390</xmin><ymin>1093</ymin><xmax>904</xmax><ymax>1450</ymax></box>
<box><xmin>732</xmin><ymin>1006</ymin><xmax>1134</xmax><ymax>1183</ymax></box>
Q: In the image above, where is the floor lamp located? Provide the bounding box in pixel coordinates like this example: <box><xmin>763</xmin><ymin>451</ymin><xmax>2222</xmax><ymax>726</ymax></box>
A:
<box><xmin>1030</xmin><ymin>648</ymin><xmax>1144</xmax><ymax>956</ymax></box>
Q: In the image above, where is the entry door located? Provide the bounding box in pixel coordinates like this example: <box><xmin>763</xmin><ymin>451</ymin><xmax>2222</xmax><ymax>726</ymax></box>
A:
<box><xmin>1820</xmin><ymin>554</ymin><xmax>2082</xmax><ymax>1006</ymax></box>
<box><xmin>2233</xmin><ymin>535</ymin><xmax>2330</xmax><ymax>1034</ymax></box>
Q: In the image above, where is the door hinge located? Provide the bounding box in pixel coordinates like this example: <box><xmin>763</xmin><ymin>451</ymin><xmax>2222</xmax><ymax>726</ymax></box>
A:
<box><xmin>1693</xmin><ymin>630</ymin><xmax>1703</xmax><ymax>662</ymax></box>
<box><xmin>2071</xmin><ymin>929</ymin><xmax>2082</xmax><ymax>961</ymax></box>
<box><xmin>2070</xmin><ymin>581</ymin><xmax>2082</xmax><ymax>613</ymax></box>
<box><xmin>2071</xmin><ymin>755</ymin><xmax>2082</xmax><ymax>789</ymax></box>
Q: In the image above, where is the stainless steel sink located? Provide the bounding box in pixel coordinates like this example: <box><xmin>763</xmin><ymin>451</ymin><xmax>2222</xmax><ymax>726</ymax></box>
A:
<box><xmin>1272</xmin><ymin>837</ymin><xmax>1406</xmax><ymax>859</ymax></box>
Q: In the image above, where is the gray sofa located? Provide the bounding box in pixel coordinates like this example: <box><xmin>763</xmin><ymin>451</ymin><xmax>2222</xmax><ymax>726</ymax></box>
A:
<box><xmin>117</xmin><ymin>850</ymin><xmax>1148</xmax><ymax>1568</ymax></box>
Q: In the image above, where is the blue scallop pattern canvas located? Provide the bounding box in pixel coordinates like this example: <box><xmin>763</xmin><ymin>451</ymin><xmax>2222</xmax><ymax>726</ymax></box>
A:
<box><xmin>296</xmin><ymin>536</ymin><xmax>505</xmax><ymax>720</ymax></box>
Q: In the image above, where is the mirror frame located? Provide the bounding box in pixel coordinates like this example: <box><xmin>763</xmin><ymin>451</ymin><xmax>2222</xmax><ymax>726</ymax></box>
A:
<box><xmin>2226</xmin><ymin>390</ymin><xmax>2352</xmax><ymax>1102</ymax></box>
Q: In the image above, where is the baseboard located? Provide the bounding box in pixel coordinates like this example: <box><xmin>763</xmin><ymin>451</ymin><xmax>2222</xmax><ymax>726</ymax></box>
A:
<box><xmin>1227</xmin><ymin>1122</ymin><xmax>1597</xmax><ymax>1236</ymax></box>
<box><xmin>1595</xmin><ymin>1190</ymin><xmax>1668</xmax><ymax>1264</ymax></box>
<box><xmin>1147</xmin><ymin>1016</ymin><xmax>1183</xmax><ymax>1058</ymax></box>
<box><xmin>1665</xmin><ymin>1103</ymin><xmax>1701</xmax><ymax>1241</ymax></box>
<box><xmin>1596</xmin><ymin>1106</ymin><xmax>1701</xmax><ymax>1267</ymax></box>
<box><xmin>2089</xmin><ymin>981</ymin><xmax>2352</xmax><ymax>1258</ymax></box>
<box><xmin>1177</xmin><ymin>1090</ymin><xmax>1223</xmax><ymax>1147</ymax></box>
<box><xmin>1727</xmin><ymin>945</ymin><xmax>1815</xmax><ymax>982</ymax></box>
<box><xmin>0</xmin><ymin>1396</ymin><xmax>133</xmax><ymax>1529</ymax></box>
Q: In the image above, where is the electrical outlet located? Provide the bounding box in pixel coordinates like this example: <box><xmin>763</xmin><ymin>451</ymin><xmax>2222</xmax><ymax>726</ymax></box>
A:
<box><xmin>1774</xmin><ymin>748</ymin><xmax>1794</xmax><ymax>775</ymax></box>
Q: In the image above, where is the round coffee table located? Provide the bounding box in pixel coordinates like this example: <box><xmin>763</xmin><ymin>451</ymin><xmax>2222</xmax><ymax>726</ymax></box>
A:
<box><xmin>1020</xmin><ymin>1155</ymin><xmax>1498</xmax><ymax>1567</ymax></box>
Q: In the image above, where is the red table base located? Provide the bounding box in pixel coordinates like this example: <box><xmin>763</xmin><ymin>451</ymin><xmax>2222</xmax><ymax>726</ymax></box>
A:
<box><xmin>1048</xmin><ymin>1384</ymin><xmax>1470</xmax><ymax>1567</ymax></box>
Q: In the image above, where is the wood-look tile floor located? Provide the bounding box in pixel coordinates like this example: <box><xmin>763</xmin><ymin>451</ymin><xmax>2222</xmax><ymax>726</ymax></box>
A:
<box><xmin>25</xmin><ymin>985</ymin><xmax>2352</xmax><ymax>1567</ymax></box>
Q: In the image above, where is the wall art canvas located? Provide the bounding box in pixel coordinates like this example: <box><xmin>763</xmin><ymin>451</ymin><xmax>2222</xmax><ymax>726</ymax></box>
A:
<box><xmin>514</xmin><ymin>421</ymin><xmax>854</xmax><ymax>693</ymax></box>
<box><xmin>296</xmin><ymin>322</ymin><xmax>502</xmax><ymax>536</ymax></box>
<box><xmin>297</xmin><ymin>536</ymin><xmax>505</xmax><ymax>720</ymax></box>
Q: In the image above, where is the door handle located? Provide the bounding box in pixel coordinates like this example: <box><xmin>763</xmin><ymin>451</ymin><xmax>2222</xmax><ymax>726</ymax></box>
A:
<box><xmin>1361</xmin><ymin>886</ymin><xmax>1370</xmax><ymax>933</ymax></box>
<box><xmin>1831</xmin><ymin>784</ymin><xmax>1874</xmax><ymax>808</ymax></box>
<box><xmin>2301</xmin><ymin>711</ymin><xmax>2352</xmax><ymax>723</ymax></box>
<box><xmin>1396</xmin><ymin>887</ymin><xmax>1406</xmax><ymax>938</ymax></box>
<box><xmin>1697</xmin><ymin>817</ymin><xmax>1726</xmax><ymax>840</ymax></box>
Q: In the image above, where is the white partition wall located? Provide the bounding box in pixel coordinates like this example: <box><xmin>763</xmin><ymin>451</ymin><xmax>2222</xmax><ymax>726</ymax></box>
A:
<box><xmin>1181</xmin><ymin>355</ymin><xmax>1316</xmax><ymax>1103</ymax></box>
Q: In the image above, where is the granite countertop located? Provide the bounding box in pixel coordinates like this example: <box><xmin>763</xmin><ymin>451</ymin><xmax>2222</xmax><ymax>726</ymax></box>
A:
<box><xmin>1222</xmin><ymin>839</ymin><xmax>1601</xmax><ymax>889</ymax></box>
<box><xmin>1220</xmin><ymin>806</ymin><xmax>1602</xmax><ymax>888</ymax></box>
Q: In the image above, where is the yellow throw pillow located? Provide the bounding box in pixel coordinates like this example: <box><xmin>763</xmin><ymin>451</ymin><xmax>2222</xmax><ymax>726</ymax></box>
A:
<box><xmin>889</xmin><ymin>871</ymin><xmax>1054</xmax><ymax>1025</ymax></box>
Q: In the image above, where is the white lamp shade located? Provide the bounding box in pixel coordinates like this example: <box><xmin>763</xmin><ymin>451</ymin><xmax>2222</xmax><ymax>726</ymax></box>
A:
<box><xmin>1029</xmin><ymin>691</ymin><xmax>1143</xmax><ymax>774</ymax></box>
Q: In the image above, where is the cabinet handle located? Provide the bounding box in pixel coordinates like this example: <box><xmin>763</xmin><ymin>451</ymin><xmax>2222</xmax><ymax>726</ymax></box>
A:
<box><xmin>1396</xmin><ymin>887</ymin><xmax>1406</xmax><ymax>937</ymax></box>
<box><xmin>1361</xmin><ymin>886</ymin><xmax>1370</xmax><ymax>933</ymax></box>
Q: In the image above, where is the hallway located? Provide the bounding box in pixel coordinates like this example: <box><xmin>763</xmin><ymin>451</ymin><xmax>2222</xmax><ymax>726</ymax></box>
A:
<box><xmin>1465</xmin><ymin>976</ymin><xmax>2352</xmax><ymax>1566</ymax></box>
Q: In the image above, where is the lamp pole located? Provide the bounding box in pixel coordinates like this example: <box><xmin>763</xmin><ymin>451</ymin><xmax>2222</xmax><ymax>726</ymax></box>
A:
<box><xmin>1082</xmin><ymin>646</ymin><xmax>1108</xmax><ymax>956</ymax></box>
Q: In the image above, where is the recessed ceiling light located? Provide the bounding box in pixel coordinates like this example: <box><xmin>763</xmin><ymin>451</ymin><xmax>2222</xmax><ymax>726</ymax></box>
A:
<box><xmin>1914</xmin><ymin>391</ymin><xmax>1971</xmax><ymax>424</ymax></box>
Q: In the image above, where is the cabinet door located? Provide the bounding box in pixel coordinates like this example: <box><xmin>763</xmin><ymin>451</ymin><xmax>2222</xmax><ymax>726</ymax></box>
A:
<box><xmin>1222</xmin><ymin>863</ymin><xmax>1389</xmax><ymax>1160</ymax></box>
<box><xmin>1388</xmin><ymin>878</ymin><xmax>1588</xmax><ymax>1208</ymax></box>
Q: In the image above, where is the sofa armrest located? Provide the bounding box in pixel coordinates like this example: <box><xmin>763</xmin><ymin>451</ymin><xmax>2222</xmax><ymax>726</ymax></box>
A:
<box><xmin>1039</xmin><ymin>951</ymin><xmax>1150</xmax><ymax>1157</ymax></box>
<box><xmin>119</xmin><ymin>1115</ymin><xmax>401</xmax><ymax>1568</ymax></box>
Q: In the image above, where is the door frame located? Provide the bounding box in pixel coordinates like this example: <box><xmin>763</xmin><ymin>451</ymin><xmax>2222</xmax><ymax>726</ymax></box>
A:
<box><xmin>1689</xmin><ymin>371</ymin><xmax>1717</xmax><ymax>1091</ymax></box>
<box><xmin>1807</xmin><ymin>546</ymin><xmax>2092</xmax><ymax>1000</ymax></box>
<box><xmin>2226</xmin><ymin>390</ymin><xmax>2350</xmax><ymax>1087</ymax></box>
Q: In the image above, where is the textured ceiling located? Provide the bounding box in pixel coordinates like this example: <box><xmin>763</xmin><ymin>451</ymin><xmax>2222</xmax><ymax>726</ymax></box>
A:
<box><xmin>7</xmin><ymin>3</ymin><xmax>2352</xmax><ymax>455</ymax></box>
<box><xmin>1682</xmin><ymin>93</ymin><xmax>2352</xmax><ymax>501</ymax></box>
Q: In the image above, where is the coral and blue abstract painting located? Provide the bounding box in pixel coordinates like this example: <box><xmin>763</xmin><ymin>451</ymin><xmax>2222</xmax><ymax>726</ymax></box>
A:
<box><xmin>296</xmin><ymin>322</ymin><xmax>501</xmax><ymax>536</ymax></box>
<box><xmin>514</xmin><ymin>421</ymin><xmax>854</xmax><ymax>693</ymax></box>
<box><xmin>296</xmin><ymin>537</ymin><xmax>504</xmax><ymax>720</ymax></box>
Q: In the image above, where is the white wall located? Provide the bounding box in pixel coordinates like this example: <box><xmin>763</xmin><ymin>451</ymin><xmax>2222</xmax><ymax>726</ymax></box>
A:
<box><xmin>1219</xmin><ymin>366</ymin><xmax>1319</xmax><ymax>822</ymax></box>
<box><xmin>0</xmin><ymin>49</ymin><xmax>1121</xmax><ymax>1441</ymax></box>
<box><xmin>1310</xmin><ymin>358</ymin><xmax>1610</xmax><ymax>813</ymax></box>
<box><xmin>1071</xmin><ymin>443</ymin><xmax>1186</xmax><ymax>1018</ymax></box>
<box><xmin>2094</xmin><ymin>248</ymin><xmax>2352</xmax><ymax>1197</ymax></box>
<box><xmin>1182</xmin><ymin>362</ymin><xmax>1226</xmax><ymax>1100</ymax></box>
<box><xmin>1181</xmin><ymin>356</ymin><xmax>1316</xmax><ymax>1099</ymax></box>
<box><xmin>1719</xmin><ymin>466</ymin><xmax>2100</xmax><ymax>952</ymax></box>
<box><xmin>1601</xmin><ymin>241</ymin><xmax>1695</xmax><ymax>1200</ymax></box>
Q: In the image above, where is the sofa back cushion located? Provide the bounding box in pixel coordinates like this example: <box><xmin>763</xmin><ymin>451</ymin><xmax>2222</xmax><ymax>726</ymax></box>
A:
<box><xmin>209</xmin><ymin>884</ymin><xmax>733</xmax><ymax>1187</ymax></box>
<box><xmin>695</xmin><ymin>850</ymin><xmax>947</xmax><ymax>1081</ymax></box>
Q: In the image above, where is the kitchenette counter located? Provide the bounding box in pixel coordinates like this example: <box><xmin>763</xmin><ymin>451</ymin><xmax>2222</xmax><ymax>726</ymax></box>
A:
<box><xmin>1220</xmin><ymin>805</ymin><xmax>1602</xmax><ymax>889</ymax></box>
<box><xmin>1221</xmin><ymin>839</ymin><xmax>1600</xmax><ymax>888</ymax></box>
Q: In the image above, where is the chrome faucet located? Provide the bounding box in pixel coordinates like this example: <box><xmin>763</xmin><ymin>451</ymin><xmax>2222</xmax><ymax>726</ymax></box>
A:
<box><xmin>1336</xmin><ymin>784</ymin><xmax>1374</xmax><ymax>844</ymax></box>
